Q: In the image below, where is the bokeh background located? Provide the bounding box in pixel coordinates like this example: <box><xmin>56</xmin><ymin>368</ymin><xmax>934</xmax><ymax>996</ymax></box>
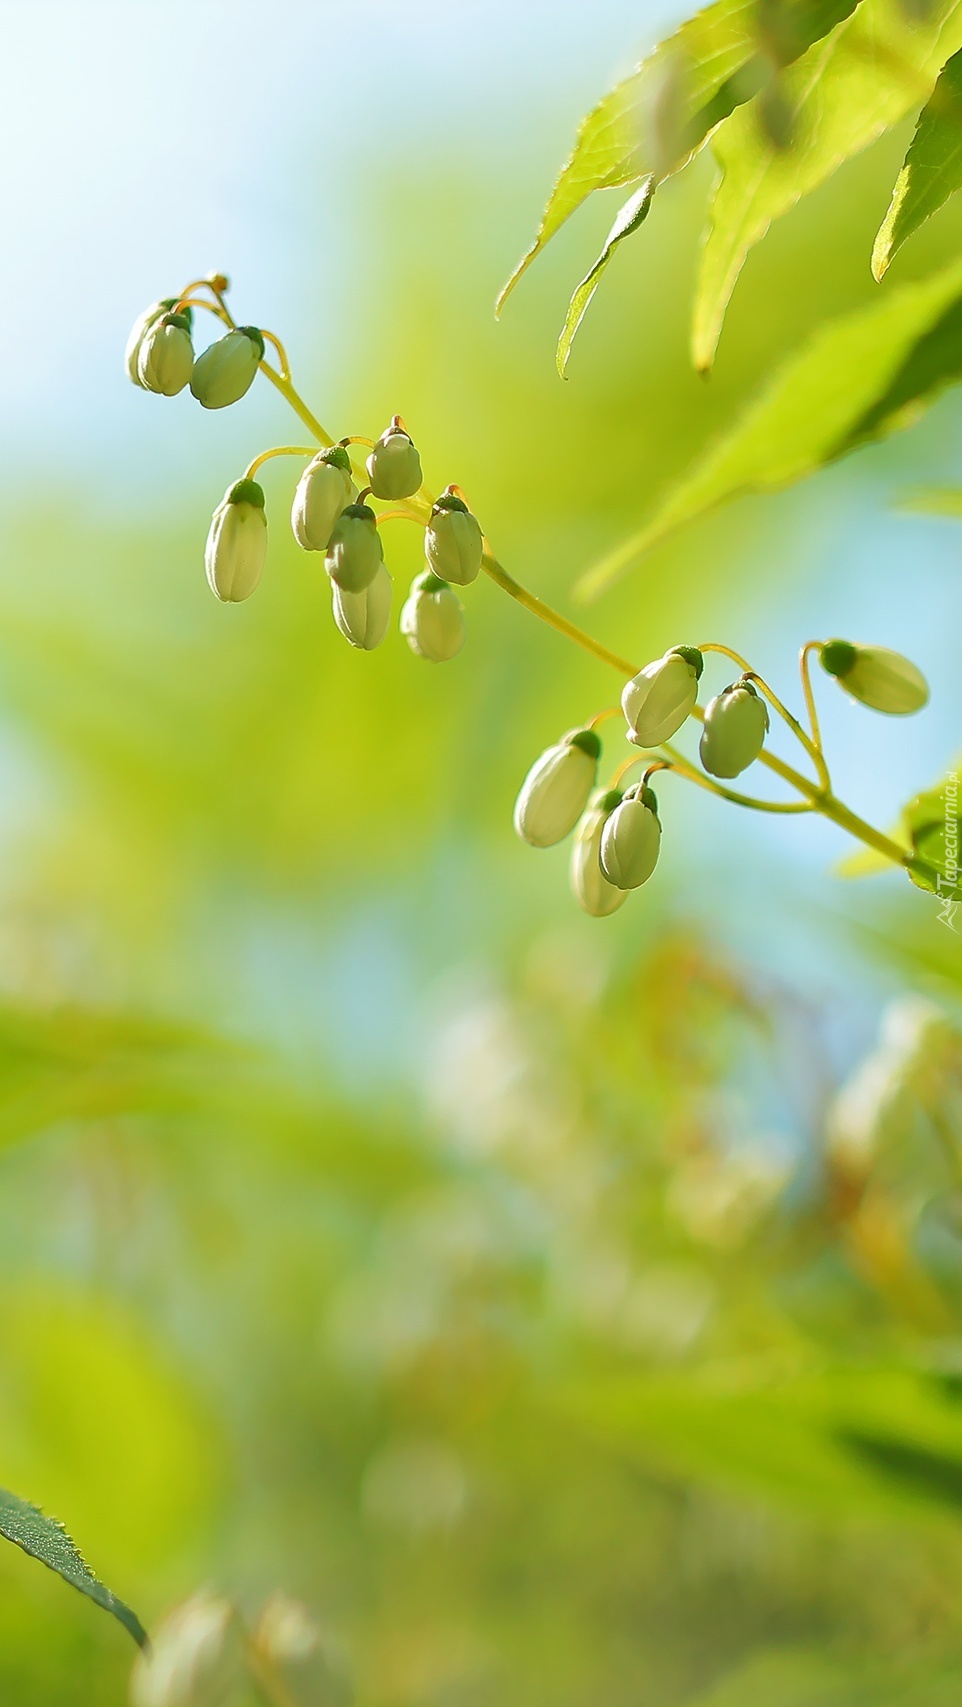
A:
<box><xmin>1</xmin><ymin>1</ymin><xmax>962</xmax><ymax>1702</ymax></box>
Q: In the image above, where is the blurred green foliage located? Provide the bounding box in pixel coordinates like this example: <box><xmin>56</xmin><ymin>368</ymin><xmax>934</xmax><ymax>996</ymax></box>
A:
<box><xmin>1</xmin><ymin>21</ymin><xmax>962</xmax><ymax>1705</ymax></box>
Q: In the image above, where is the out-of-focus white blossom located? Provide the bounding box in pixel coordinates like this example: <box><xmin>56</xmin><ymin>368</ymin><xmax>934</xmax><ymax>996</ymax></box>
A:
<box><xmin>129</xmin><ymin>1593</ymin><xmax>243</xmax><ymax>1707</ymax></box>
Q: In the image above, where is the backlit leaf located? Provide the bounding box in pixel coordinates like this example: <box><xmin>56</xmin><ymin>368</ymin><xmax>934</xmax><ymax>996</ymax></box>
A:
<box><xmin>576</xmin><ymin>253</ymin><xmax>962</xmax><ymax>598</ymax></box>
<box><xmin>496</xmin><ymin>0</ymin><xmax>861</xmax><ymax>317</ymax></box>
<box><xmin>693</xmin><ymin>0</ymin><xmax>962</xmax><ymax>373</ymax></box>
<box><xmin>556</xmin><ymin>178</ymin><xmax>655</xmax><ymax>377</ymax></box>
<box><xmin>874</xmin><ymin>48</ymin><xmax>962</xmax><ymax>279</ymax></box>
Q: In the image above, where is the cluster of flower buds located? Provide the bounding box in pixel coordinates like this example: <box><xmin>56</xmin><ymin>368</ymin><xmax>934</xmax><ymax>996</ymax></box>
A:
<box><xmin>514</xmin><ymin>727</ymin><xmax>665</xmax><ymax>918</ymax></box>
<box><xmin>128</xmin><ymin>282</ymin><xmax>937</xmax><ymax>915</ymax></box>
<box><xmin>513</xmin><ymin>647</ymin><xmax>710</xmax><ymax>919</ymax></box>
<box><xmin>211</xmin><ymin>417</ymin><xmax>484</xmax><ymax>654</ymax></box>
<box><xmin>569</xmin><ymin>784</ymin><xmax>663</xmax><ymax>917</ymax></box>
<box><xmin>127</xmin><ymin>282</ymin><xmax>488</xmax><ymax>660</ymax></box>
<box><xmin>130</xmin><ymin>1589</ymin><xmax>350</xmax><ymax>1707</ymax></box>
<box><xmin>300</xmin><ymin>427</ymin><xmax>482</xmax><ymax>657</ymax></box>
<box><xmin>514</xmin><ymin>633</ymin><xmax>931</xmax><ymax>918</ymax></box>
<box><xmin>130</xmin><ymin>1593</ymin><xmax>243</xmax><ymax>1707</ymax></box>
<box><xmin>127</xmin><ymin>295</ymin><xmax>265</xmax><ymax>410</ymax></box>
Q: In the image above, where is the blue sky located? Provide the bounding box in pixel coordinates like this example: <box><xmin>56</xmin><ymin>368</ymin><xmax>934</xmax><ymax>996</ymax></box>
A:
<box><xmin>0</xmin><ymin>1</ymin><xmax>678</xmax><ymax>478</ymax></box>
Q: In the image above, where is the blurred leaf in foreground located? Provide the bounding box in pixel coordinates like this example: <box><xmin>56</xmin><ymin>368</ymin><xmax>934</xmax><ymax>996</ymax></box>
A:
<box><xmin>681</xmin><ymin>1645</ymin><xmax>962</xmax><ymax>1705</ymax></box>
<box><xmin>0</xmin><ymin>1002</ymin><xmax>244</xmax><ymax>1154</ymax></box>
<box><xmin>565</xmin><ymin>1363</ymin><xmax>962</xmax><ymax>1522</ymax></box>
<box><xmin>898</xmin><ymin>483</ymin><xmax>962</xmax><ymax>515</ymax></box>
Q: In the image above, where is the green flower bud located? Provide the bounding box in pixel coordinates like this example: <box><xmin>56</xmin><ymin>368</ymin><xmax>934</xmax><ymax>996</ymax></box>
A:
<box><xmin>513</xmin><ymin>728</ymin><xmax>601</xmax><ymax>848</ymax></box>
<box><xmin>125</xmin><ymin>297</ymin><xmax>184</xmax><ymax>386</ymax></box>
<box><xmin>599</xmin><ymin>784</ymin><xmax>661</xmax><ymax>889</ymax></box>
<box><xmin>400</xmin><ymin>570</ymin><xmax>465</xmax><ymax>662</ymax></box>
<box><xmin>332</xmin><ymin>562</ymin><xmax>393</xmax><ymax>651</ymax></box>
<box><xmin>189</xmin><ymin>325</ymin><xmax>265</xmax><ymax>410</ymax></box>
<box><xmin>137</xmin><ymin>313</ymin><xmax>195</xmax><ymax>396</ymax></box>
<box><xmin>819</xmin><ymin>639</ymin><xmax>929</xmax><ymax>715</ymax></box>
<box><xmin>425</xmin><ymin>492</ymin><xmax>483</xmax><ymax>585</ymax></box>
<box><xmin>699</xmin><ymin>679</ymin><xmax>770</xmax><ymax>777</ymax></box>
<box><xmin>129</xmin><ymin>1592</ymin><xmax>244</xmax><ymax>1707</ymax></box>
<box><xmin>325</xmin><ymin>501</ymin><xmax>384</xmax><ymax>593</ymax></box>
<box><xmin>571</xmin><ymin>791</ymin><xmax>629</xmax><ymax>917</ymax></box>
<box><xmin>291</xmin><ymin>447</ymin><xmax>356</xmax><ymax>550</ymax></box>
<box><xmin>622</xmin><ymin>647</ymin><xmax>703</xmax><ymax>746</ymax></box>
<box><xmin>366</xmin><ymin>418</ymin><xmax>423</xmax><ymax>500</ymax></box>
<box><xmin>205</xmin><ymin>478</ymin><xmax>267</xmax><ymax>603</ymax></box>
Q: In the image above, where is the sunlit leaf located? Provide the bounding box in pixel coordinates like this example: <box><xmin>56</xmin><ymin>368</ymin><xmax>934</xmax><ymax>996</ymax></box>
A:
<box><xmin>902</xmin><ymin>778</ymin><xmax>962</xmax><ymax>899</ymax></box>
<box><xmin>693</xmin><ymin>0</ymin><xmax>962</xmax><ymax>373</ymax></box>
<box><xmin>874</xmin><ymin>49</ymin><xmax>962</xmax><ymax>279</ymax></box>
<box><xmin>0</xmin><ymin>1001</ymin><xmax>243</xmax><ymax>1153</ymax></box>
<box><xmin>565</xmin><ymin>1364</ymin><xmax>962</xmax><ymax>1521</ymax></box>
<box><xmin>0</xmin><ymin>1488</ymin><xmax>146</xmax><ymax>1648</ymax></box>
<box><xmin>682</xmin><ymin>1647</ymin><xmax>962</xmax><ymax>1706</ymax></box>
<box><xmin>840</xmin><ymin>773</ymin><xmax>960</xmax><ymax>898</ymax></box>
<box><xmin>496</xmin><ymin>0</ymin><xmax>861</xmax><ymax>317</ymax></box>
<box><xmin>556</xmin><ymin>179</ymin><xmax>655</xmax><ymax>377</ymax></box>
<box><xmin>576</xmin><ymin>253</ymin><xmax>962</xmax><ymax>598</ymax></box>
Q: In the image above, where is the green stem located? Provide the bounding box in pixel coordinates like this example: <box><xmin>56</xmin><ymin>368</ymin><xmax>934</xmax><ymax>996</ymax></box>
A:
<box><xmin>799</xmin><ymin>642</ymin><xmax>825</xmax><ymax>756</ymax></box>
<box><xmin>243</xmin><ymin>444</ymin><xmax>317</xmax><ymax>481</ymax></box>
<box><xmin>257</xmin><ymin>362</ymin><xmax>336</xmax><ymax>450</ymax></box>
<box><xmin>816</xmin><ymin>791</ymin><xmax>918</xmax><ymax>870</ymax></box>
<box><xmin>480</xmin><ymin>550</ymin><xmax>638</xmax><ymax>677</ymax></box>
<box><xmin>659</xmin><ymin>743</ymin><xmax>815</xmax><ymax>813</ymax></box>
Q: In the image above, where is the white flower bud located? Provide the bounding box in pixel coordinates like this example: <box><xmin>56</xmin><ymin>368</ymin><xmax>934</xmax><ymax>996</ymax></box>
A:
<box><xmin>137</xmin><ymin>313</ymin><xmax>195</xmax><ymax>396</ymax></box>
<box><xmin>125</xmin><ymin>297</ymin><xmax>181</xmax><ymax>386</ymax></box>
<box><xmin>252</xmin><ymin>1596</ymin><xmax>351</xmax><ymax>1707</ymax></box>
<box><xmin>332</xmin><ymin>562</ymin><xmax>393</xmax><ymax>650</ymax></box>
<box><xmin>204</xmin><ymin>479</ymin><xmax>267</xmax><ymax>603</ymax></box>
<box><xmin>190</xmin><ymin>326</ymin><xmax>264</xmax><ymax>410</ymax></box>
<box><xmin>366</xmin><ymin>417</ymin><xmax>422</xmax><ymax>500</ymax></box>
<box><xmin>425</xmin><ymin>492</ymin><xmax>483</xmax><ymax>585</ymax></box>
<box><xmin>513</xmin><ymin>729</ymin><xmax>601</xmax><ymax>848</ymax></box>
<box><xmin>400</xmin><ymin>571</ymin><xmax>465</xmax><ymax>662</ymax></box>
<box><xmin>291</xmin><ymin>447</ymin><xmax>356</xmax><ymax>550</ymax></box>
<box><xmin>622</xmin><ymin>647</ymin><xmax>703</xmax><ymax>746</ymax></box>
<box><xmin>571</xmin><ymin>792</ymin><xmax>629</xmax><ymax>917</ymax></box>
<box><xmin>819</xmin><ymin>639</ymin><xmax>929</xmax><ymax>715</ymax></box>
<box><xmin>325</xmin><ymin>501</ymin><xmax>384</xmax><ymax>593</ymax></box>
<box><xmin>600</xmin><ymin>785</ymin><xmax>661</xmax><ymax>889</ymax></box>
<box><xmin>129</xmin><ymin>1593</ymin><xmax>243</xmax><ymax>1707</ymax></box>
<box><xmin>699</xmin><ymin>679</ymin><xmax>770</xmax><ymax>777</ymax></box>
